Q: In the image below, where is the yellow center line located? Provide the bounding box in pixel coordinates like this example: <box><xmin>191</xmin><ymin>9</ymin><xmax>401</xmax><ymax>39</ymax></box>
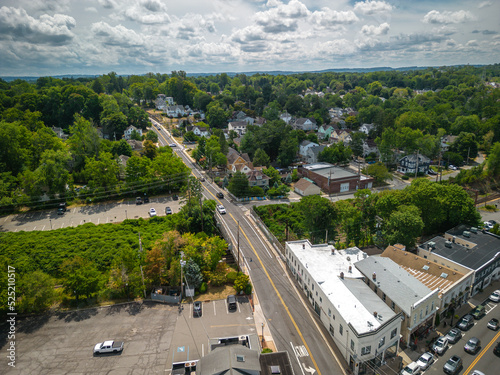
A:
<box><xmin>227</xmin><ymin>211</ymin><xmax>322</xmax><ymax>375</ymax></box>
<box><xmin>463</xmin><ymin>329</ymin><xmax>500</xmax><ymax>375</ymax></box>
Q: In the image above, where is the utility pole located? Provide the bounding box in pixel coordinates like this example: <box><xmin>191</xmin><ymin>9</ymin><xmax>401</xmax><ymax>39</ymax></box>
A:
<box><xmin>415</xmin><ymin>149</ymin><xmax>419</xmax><ymax>179</ymax></box>
<box><xmin>237</xmin><ymin>221</ymin><xmax>240</xmax><ymax>272</ymax></box>
<box><xmin>467</xmin><ymin>146</ymin><xmax>471</xmax><ymax>166</ymax></box>
<box><xmin>436</xmin><ymin>146</ymin><xmax>442</xmax><ymax>183</ymax></box>
<box><xmin>138</xmin><ymin>233</ymin><xmax>146</xmax><ymax>299</ymax></box>
<box><xmin>199</xmin><ymin>195</ymin><xmax>204</xmax><ymax>233</ymax></box>
<box><xmin>325</xmin><ymin>229</ymin><xmax>328</xmax><ymax>244</ymax></box>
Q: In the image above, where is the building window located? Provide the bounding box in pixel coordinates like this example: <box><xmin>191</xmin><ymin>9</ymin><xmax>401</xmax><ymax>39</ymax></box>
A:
<box><xmin>361</xmin><ymin>346</ymin><xmax>371</xmax><ymax>356</ymax></box>
<box><xmin>391</xmin><ymin>328</ymin><xmax>397</xmax><ymax>339</ymax></box>
<box><xmin>432</xmin><ymin>301</ymin><xmax>434</xmax><ymax>311</ymax></box>
<box><xmin>426</xmin><ymin>305</ymin><xmax>429</xmax><ymax>315</ymax></box>
<box><xmin>374</xmin><ymin>286</ymin><xmax>378</xmax><ymax>294</ymax></box>
<box><xmin>420</xmin><ymin>310</ymin><xmax>423</xmax><ymax>320</ymax></box>
<box><xmin>382</xmin><ymin>293</ymin><xmax>386</xmax><ymax>301</ymax></box>
<box><xmin>379</xmin><ymin>337</ymin><xmax>385</xmax><ymax>348</ymax></box>
<box><xmin>312</xmin><ymin>284</ymin><xmax>314</xmax><ymax>291</ymax></box>
<box><xmin>329</xmin><ymin>324</ymin><xmax>334</xmax><ymax>336</ymax></box>
<box><xmin>413</xmin><ymin>315</ymin><xmax>417</xmax><ymax>324</ymax></box>
<box><xmin>320</xmin><ymin>297</ymin><xmax>322</xmax><ymax>303</ymax></box>
<box><xmin>332</xmin><ymin>313</ymin><xmax>335</xmax><ymax>320</ymax></box>
<box><xmin>328</xmin><ymin>309</ymin><xmax>331</xmax><ymax>317</ymax></box>
<box><xmin>391</xmin><ymin>302</ymin><xmax>395</xmax><ymax>310</ymax></box>
<box><xmin>351</xmin><ymin>340</ymin><xmax>355</xmax><ymax>351</ymax></box>
<box><xmin>339</xmin><ymin>325</ymin><xmax>343</xmax><ymax>336</ymax></box>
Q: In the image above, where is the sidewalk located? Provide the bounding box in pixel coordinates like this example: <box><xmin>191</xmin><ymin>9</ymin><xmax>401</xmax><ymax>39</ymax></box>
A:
<box><xmin>395</xmin><ymin>281</ymin><xmax>499</xmax><ymax>369</ymax></box>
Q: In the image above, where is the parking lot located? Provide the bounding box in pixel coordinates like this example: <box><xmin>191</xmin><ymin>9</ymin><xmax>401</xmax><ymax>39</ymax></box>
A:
<box><xmin>0</xmin><ymin>195</ymin><xmax>183</xmax><ymax>233</ymax></box>
<box><xmin>0</xmin><ymin>297</ymin><xmax>255</xmax><ymax>374</ymax></box>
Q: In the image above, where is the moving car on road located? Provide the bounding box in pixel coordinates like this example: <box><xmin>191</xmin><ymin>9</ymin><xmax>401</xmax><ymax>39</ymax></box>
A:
<box><xmin>217</xmin><ymin>205</ymin><xmax>226</xmax><ymax>214</ymax></box>
<box><xmin>488</xmin><ymin>318</ymin><xmax>499</xmax><ymax>330</ymax></box>
<box><xmin>216</xmin><ymin>192</ymin><xmax>224</xmax><ymax>199</ymax></box>
<box><xmin>489</xmin><ymin>289</ymin><xmax>500</xmax><ymax>302</ymax></box>
<box><xmin>94</xmin><ymin>340</ymin><xmax>124</xmax><ymax>354</ymax></box>
<box><xmin>149</xmin><ymin>208</ymin><xmax>157</xmax><ymax>217</ymax></box>
<box><xmin>464</xmin><ymin>337</ymin><xmax>481</xmax><ymax>354</ymax></box>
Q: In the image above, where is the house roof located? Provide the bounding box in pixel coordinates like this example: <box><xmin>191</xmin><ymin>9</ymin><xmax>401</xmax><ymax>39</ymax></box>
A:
<box><xmin>260</xmin><ymin>352</ymin><xmax>295</xmax><ymax>375</ymax></box>
<box><xmin>286</xmin><ymin>240</ymin><xmax>397</xmax><ymax>335</ymax></box>
<box><xmin>198</xmin><ymin>345</ymin><xmax>261</xmax><ymax>375</ymax></box>
<box><xmin>295</xmin><ymin>117</ymin><xmax>317</xmax><ymax>125</ymax></box>
<box><xmin>229</xmin><ymin>120</ymin><xmax>248</xmax><ymax>127</ymax></box>
<box><xmin>246</xmin><ymin>169</ymin><xmax>270</xmax><ymax>181</ymax></box>
<box><xmin>364</xmin><ymin>139</ymin><xmax>378</xmax><ymax>148</ymax></box>
<box><xmin>354</xmin><ymin>256</ymin><xmax>434</xmax><ymax>316</ymax></box>
<box><xmin>419</xmin><ymin>225</ymin><xmax>500</xmax><ymax>271</ymax></box>
<box><xmin>294</xmin><ymin>178</ymin><xmax>314</xmax><ymax>191</ymax></box>
<box><xmin>308</xmin><ymin>145</ymin><xmax>326</xmax><ymax>157</ymax></box>
<box><xmin>301</xmin><ymin>162</ymin><xmax>360</xmax><ymax>180</ymax></box>
<box><xmin>118</xmin><ymin>155</ymin><xmax>130</xmax><ymax>165</ymax></box>
<box><xmin>399</xmin><ymin>154</ymin><xmax>431</xmax><ymax>163</ymax></box>
<box><xmin>381</xmin><ymin>246</ymin><xmax>465</xmax><ymax>297</ymax></box>
<box><xmin>300</xmin><ymin>140</ymin><xmax>318</xmax><ymax>147</ymax></box>
<box><xmin>126</xmin><ymin>139</ymin><xmax>143</xmax><ymax>150</ymax></box>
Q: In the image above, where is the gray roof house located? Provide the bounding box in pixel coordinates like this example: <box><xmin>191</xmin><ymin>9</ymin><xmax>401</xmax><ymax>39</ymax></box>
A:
<box><xmin>355</xmin><ymin>256</ymin><xmax>440</xmax><ymax>343</ymax></box>
<box><xmin>305</xmin><ymin>145</ymin><xmax>326</xmax><ymax>164</ymax></box>
<box><xmin>299</xmin><ymin>140</ymin><xmax>319</xmax><ymax>158</ymax></box>
<box><xmin>397</xmin><ymin>154</ymin><xmax>431</xmax><ymax>174</ymax></box>
<box><xmin>197</xmin><ymin>345</ymin><xmax>261</xmax><ymax>375</ymax></box>
<box><xmin>417</xmin><ymin>225</ymin><xmax>500</xmax><ymax>297</ymax></box>
<box><xmin>293</xmin><ymin>118</ymin><xmax>318</xmax><ymax>131</ymax></box>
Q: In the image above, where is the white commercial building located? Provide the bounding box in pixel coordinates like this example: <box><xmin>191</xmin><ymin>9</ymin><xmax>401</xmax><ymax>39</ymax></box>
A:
<box><xmin>285</xmin><ymin>240</ymin><xmax>402</xmax><ymax>375</ymax></box>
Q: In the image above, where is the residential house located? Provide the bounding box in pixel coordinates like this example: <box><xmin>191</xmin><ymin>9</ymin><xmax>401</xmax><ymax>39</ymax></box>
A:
<box><xmin>293</xmin><ymin>118</ymin><xmax>318</xmax><ymax>131</ymax></box>
<box><xmin>362</xmin><ymin>139</ymin><xmax>379</xmax><ymax>158</ymax></box>
<box><xmin>328</xmin><ymin>126</ymin><xmax>342</xmax><ymax>143</ymax></box>
<box><xmin>359</xmin><ymin>123</ymin><xmax>375</xmax><ymax>136</ymax></box>
<box><xmin>381</xmin><ymin>245</ymin><xmax>474</xmax><ymax>320</ymax></box>
<box><xmin>246</xmin><ymin>169</ymin><xmax>270</xmax><ymax>189</ymax></box>
<box><xmin>285</xmin><ymin>240</ymin><xmax>402</xmax><ymax>375</ymax></box>
<box><xmin>355</xmin><ymin>256</ymin><xmax>440</xmax><ymax>345</ymax></box>
<box><xmin>228</xmin><ymin>121</ymin><xmax>249</xmax><ymax>136</ymax></box>
<box><xmin>318</xmin><ymin>125</ymin><xmax>335</xmax><ymax>140</ymax></box>
<box><xmin>329</xmin><ymin>107</ymin><xmax>344</xmax><ymax>119</ymax></box>
<box><xmin>227</xmin><ymin>147</ymin><xmax>253</xmax><ymax>173</ymax></box>
<box><xmin>154</xmin><ymin>94</ymin><xmax>174</xmax><ymax>111</ymax></box>
<box><xmin>187</xmin><ymin>125</ymin><xmax>211</xmax><ymax>138</ymax></box>
<box><xmin>299</xmin><ymin>162</ymin><xmax>374</xmax><ymax>194</ymax></box>
<box><xmin>441</xmin><ymin>135</ymin><xmax>458</xmax><ymax>152</ymax></box>
<box><xmin>230</xmin><ymin>110</ymin><xmax>254</xmax><ymax>124</ymax></box>
<box><xmin>397</xmin><ymin>154</ymin><xmax>431</xmax><ymax>174</ymax></box>
<box><xmin>305</xmin><ymin>145</ymin><xmax>326</xmax><ymax>164</ymax></box>
<box><xmin>51</xmin><ymin>126</ymin><xmax>67</xmax><ymax>140</ymax></box>
<box><xmin>294</xmin><ymin>178</ymin><xmax>321</xmax><ymax>196</ymax></box>
<box><xmin>165</xmin><ymin>105</ymin><xmax>188</xmax><ymax>117</ymax></box>
<box><xmin>418</xmin><ymin>225</ymin><xmax>500</xmax><ymax>297</ymax></box>
<box><xmin>338</xmin><ymin>129</ymin><xmax>353</xmax><ymax>145</ymax></box>
<box><xmin>280</xmin><ymin>111</ymin><xmax>292</xmax><ymax>124</ymax></box>
<box><xmin>254</xmin><ymin>117</ymin><xmax>266</xmax><ymax>127</ymax></box>
<box><xmin>299</xmin><ymin>140</ymin><xmax>319</xmax><ymax>159</ymax></box>
<box><xmin>126</xmin><ymin>139</ymin><xmax>143</xmax><ymax>151</ymax></box>
<box><xmin>124</xmin><ymin>125</ymin><xmax>142</xmax><ymax>140</ymax></box>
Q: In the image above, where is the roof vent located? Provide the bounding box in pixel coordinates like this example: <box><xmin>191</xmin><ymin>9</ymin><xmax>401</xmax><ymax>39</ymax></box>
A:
<box><xmin>236</xmin><ymin>355</ymin><xmax>245</xmax><ymax>362</ymax></box>
<box><xmin>440</xmin><ymin>273</ymin><xmax>448</xmax><ymax>279</ymax></box>
<box><xmin>302</xmin><ymin>244</ymin><xmax>305</xmax><ymax>249</ymax></box>
<box><xmin>331</xmin><ymin>248</ymin><xmax>335</xmax><ymax>255</ymax></box>
<box><xmin>271</xmin><ymin>365</ymin><xmax>281</xmax><ymax>374</ymax></box>
<box><xmin>422</xmin><ymin>265</ymin><xmax>429</xmax><ymax>271</ymax></box>
<box><xmin>427</xmin><ymin>241</ymin><xmax>436</xmax><ymax>250</ymax></box>
<box><xmin>349</xmin><ymin>266</ymin><xmax>352</xmax><ymax>273</ymax></box>
<box><xmin>374</xmin><ymin>311</ymin><xmax>378</xmax><ymax>317</ymax></box>
<box><xmin>372</xmin><ymin>272</ymin><xmax>376</xmax><ymax>281</ymax></box>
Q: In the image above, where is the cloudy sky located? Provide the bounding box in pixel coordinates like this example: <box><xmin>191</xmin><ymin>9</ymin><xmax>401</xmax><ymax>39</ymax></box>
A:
<box><xmin>1</xmin><ymin>0</ymin><xmax>499</xmax><ymax>77</ymax></box>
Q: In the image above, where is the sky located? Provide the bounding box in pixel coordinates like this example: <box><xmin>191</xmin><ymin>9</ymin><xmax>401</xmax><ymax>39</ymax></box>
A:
<box><xmin>0</xmin><ymin>0</ymin><xmax>499</xmax><ymax>77</ymax></box>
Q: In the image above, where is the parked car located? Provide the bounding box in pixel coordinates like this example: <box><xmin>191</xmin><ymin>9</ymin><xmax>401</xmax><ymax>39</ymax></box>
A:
<box><xmin>483</xmin><ymin>221</ymin><xmax>493</xmax><ymax>229</ymax></box>
<box><xmin>471</xmin><ymin>305</ymin><xmax>485</xmax><ymax>320</ymax></box>
<box><xmin>149</xmin><ymin>208</ymin><xmax>157</xmax><ymax>217</ymax></box>
<box><xmin>443</xmin><ymin>355</ymin><xmax>462</xmax><ymax>375</ymax></box>
<box><xmin>216</xmin><ymin>192</ymin><xmax>224</xmax><ymax>199</ymax></box>
<box><xmin>136</xmin><ymin>197</ymin><xmax>143</xmax><ymax>205</ymax></box>
<box><xmin>416</xmin><ymin>352</ymin><xmax>434</xmax><ymax>371</ymax></box>
<box><xmin>470</xmin><ymin>371</ymin><xmax>485</xmax><ymax>375</ymax></box>
<box><xmin>193</xmin><ymin>301</ymin><xmax>202</xmax><ymax>317</ymax></box>
<box><xmin>449</xmin><ymin>164</ymin><xmax>458</xmax><ymax>170</ymax></box>
<box><xmin>57</xmin><ymin>203</ymin><xmax>66</xmax><ymax>215</ymax></box>
<box><xmin>227</xmin><ymin>294</ymin><xmax>237</xmax><ymax>312</ymax></box>
<box><xmin>445</xmin><ymin>328</ymin><xmax>462</xmax><ymax>344</ymax></box>
<box><xmin>464</xmin><ymin>337</ymin><xmax>481</xmax><ymax>354</ymax></box>
<box><xmin>489</xmin><ymin>289</ymin><xmax>500</xmax><ymax>302</ymax></box>
<box><xmin>400</xmin><ymin>361</ymin><xmax>421</xmax><ymax>375</ymax></box>
<box><xmin>494</xmin><ymin>342</ymin><xmax>500</xmax><ymax>356</ymax></box>
<box><xmin>143</xmin><ymin>196</ymin><xmax>149</xmax><ymax>203</ymax></box>
<box><xmin>457</xmin><ymin>314</ymin><xmax>474</xmax><ymax>331</ymax></box>
<box><xmin>93</xmin><ymin>340</ymin><xmax>124</xmax><ymax>354</ymax></box>
<box><xmin>488</xmin><ymin>318</ymin><xmax>499</xmax><ymax>330</ymax></box>
<box><xmin>172</xmin><ymin>194</ymin><xmax>178</xmax><ymax>200</ymax></box>
<box><xmin>165</xmin><ymin>207</ymin><xmax>172</xmax><ymax>215</ymax></box>
<box><xmin>432</xmin><ymin>336</ymin><xmax>448</xmax><ymax>355</ymax></box>
<box><xmin>217</xmin><ymin>205</ymin><xmax>226</xmax><ymax>214</ymax></box>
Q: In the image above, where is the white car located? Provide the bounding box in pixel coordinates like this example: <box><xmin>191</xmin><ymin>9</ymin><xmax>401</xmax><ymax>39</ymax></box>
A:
<box><xmin>149</xmin><ymin>208</ymin><xmax>157</xmax><ymax>217</ymax></box>
<box><xmin>483</xmin><ymin>221</ymin><xmax>494</xmax><ymax>229</ymax></box>
<box><xmin>416</xmin><ymin>352</ymin><xmax>434</xmax><ymax>371</ymax></box>
<box><xmin>401</xmin><ymin>362</ymin><xmax>421</xmax><ymax>375</ymax></box>
<box><xmin>489</xmin><ymin>290</ymin><xmax>500</xmax><ymax>302</ymax></box>
<box><xmin>449</xmin><ymin>164</ymin><xmax>458</xmax><ymax>170</ymax></box>
<box><xmin>217</xmin><ymin>205</ymin><xmax>226</xmax><ymax>214</ymax></box>
<box><xmin>169</xmin><ymin>143</ymin><xmax>177</xmax><ymax>147</ymax></box>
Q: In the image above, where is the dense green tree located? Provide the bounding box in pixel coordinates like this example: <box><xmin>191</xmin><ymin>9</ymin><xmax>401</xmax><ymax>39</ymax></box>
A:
<box><xmin>35</xmin><ymin>149</ymin><xmax>71</xmax><ymax>194</ymax></box>
<box><xmin>206</xmin><ymin>101</ymin><xmax>227</xmax><ymax>128</ymax></box>
<box><xmin>263</xmin><ymin>167</ymin><xmax>281</xmax><ymax>186</ymax></box>
<box><xmin>228</xmin><ymin>171</ymin><xmax>250</xmax><ymax>197</ymax></box>
<box><xmin>318</xmin><ymin>143</ymin><xmax>352</xmax><ymax>164</ymax></box>
<box><xmin>184</xmin><ymin>258</ymin><xmax>203</xmax><ymax>290</ymax></box>
<box><xmin>297</xmin><ymin>195</ymin><xmax>337</xmax><ymax>244</ymax></box>
<box><xmin>68</xmin><ymin>115</ymin><xmax>101</xmax><ymax>171</ymax></box>
<box><xmin>84</xmin><ymin>152</ymin><xmax>119</xmax><ymax>189</ymax></box>
<box><xmin>448</xmin><ymin>132</ymin><xmax>478</xmax><ymax>162</ymax></box>
<box><xmin>145</xmin><ymin>130</ymin><xmax>159</xmax><ymax>143</ymax></box>
<box><xmin>487</xmin><ymin>142</ymin><xmax>500</xmax><ymax>176</ymax></box>
<box><xmin>253</xmin><ymin>148</ymin><xmax>271</xmax><ymax>167</ymax></box>
<box><xmin>363</xmin><ymin>162</ymin><xmax>392</xmax><ymax>184</ymax></box>
<box><xmin>382</xmin><ymin>205</ymin><xmax>424</xmax><ymax>249</ymax></box>
<box><xmin>17</xmin><ymin>270</ymin><xmax>56</xmax><ymax>314</ymax></box>
<box><xmin>60</xmin><ymin>256</ymin><xmax>101</xmax><ymax>300</ymax></box>
<box><xmin>349</xmin><ymin>132</ymin><xmax>366</xmax><ymax>157</ymax></box>
<box><xmin>110</xmin><ymin>139</ymin><xmax>133</xmax><ymax>157</ymax></box>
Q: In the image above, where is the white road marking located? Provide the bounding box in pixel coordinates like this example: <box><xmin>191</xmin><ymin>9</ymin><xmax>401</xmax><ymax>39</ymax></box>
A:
<box><xmin>33</xmin><ymin>226</ymin><xmax>36</xmax><ymax>230</ymax></box>
<box><xmin>290</xmin><ymin>342</ymin><xmax>306</xmax><ymax>375</ymax></box>
<box><xmin>42</xmin><ymin>225</ymin><xmax>45</xmax><ymax>231</ymax></box>
<box><xmin>242</xmin><ymin>215</ymin><xmax>272</xmax><ymax>258</ymax></box>
<box><xmin>61</xmin><ymin>223</ymin><xmax>65</xmax><ymax>228</ymax></box>
<box><xmin>213</xmin><ymin>301</ymin><xmax>216</xmax><ymax>316</ymax></box>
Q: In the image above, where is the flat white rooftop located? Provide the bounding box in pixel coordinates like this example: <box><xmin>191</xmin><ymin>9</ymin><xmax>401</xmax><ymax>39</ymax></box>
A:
<box><xmin>287</xmin><ymin>240</ymin><xmax>397</xmax><ymax>335</ymax></box>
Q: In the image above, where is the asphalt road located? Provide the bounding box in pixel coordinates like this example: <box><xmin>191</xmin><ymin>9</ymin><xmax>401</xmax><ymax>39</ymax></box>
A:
<box><xmin>419</xmin><ymin>297</ymin><xmax>500</xmax><ymax>375</ymax></box>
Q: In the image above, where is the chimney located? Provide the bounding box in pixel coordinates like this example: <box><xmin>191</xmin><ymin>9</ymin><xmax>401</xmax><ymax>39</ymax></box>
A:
<box><xmin>340</xmin><ymin>272</ymin><xmax>344</xmax><ymax>279</ymax></box>
<box><xmin>302</xmin><ymin>243</ymin><xmax>305</xmax><ymax>249</ymax></box>
<box><xmin>331</xmin><ymin>248</ymin><xmax>335</xmax><ymax>255</ymax></box>
<box><xmin>373</xmin><ymin>311</ymin><xmax>378</xmax><ymax>317</ymax></box>
<box><xmin>372</xmin><ymin>272</ymin><xmax>376</xmax><ymax>281</ymax></box>
<box><xmin>349</xmin><ymin>265</ymin><xmax>352</xmax><ymax>273</ymax></box>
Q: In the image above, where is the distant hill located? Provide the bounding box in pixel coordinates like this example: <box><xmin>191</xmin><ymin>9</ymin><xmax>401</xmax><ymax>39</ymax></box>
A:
<box><xmin>1</xmin><ymin>65</ymin><xmax>486</xmax><ymax>81</ymax></box>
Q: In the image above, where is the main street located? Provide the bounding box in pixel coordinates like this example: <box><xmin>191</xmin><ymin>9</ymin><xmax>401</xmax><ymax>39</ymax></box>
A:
<box><xmin>151</xmin><ymin>118</ymin><xmax>347</xmax><ymax>375</ymax></box>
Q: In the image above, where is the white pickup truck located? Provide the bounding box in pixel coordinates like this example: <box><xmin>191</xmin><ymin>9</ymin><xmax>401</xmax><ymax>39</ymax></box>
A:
<box><xmin>93</xmin><ymin>340</ymin><xmax>124</xmax><ymax>354</ymax></box>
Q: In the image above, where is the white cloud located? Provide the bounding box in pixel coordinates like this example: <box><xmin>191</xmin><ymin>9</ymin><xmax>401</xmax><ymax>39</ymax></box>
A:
<box><xmin>466</xmin><ymin>39</ymin><xmax>478</xmax><ymax>47</ymax></box>
<box><xmin>354</xmin><ymin>1</ymin><xmax>392</xmax><ymax>15</ymax></box>
<box><xmin>361</xmin><ymin>22</ymin><xmax>390</xmax><ymax>36</ymax></box>
<box><xmin>85</xmin><ymin>7</ymin><xmax>98</xmax><ymax>13</ymax></box>
<box><xmin>478</xmin><ymin>1</ymin><xmax>492</xmax><ymax>8</ymax></box>
<box><xmin>98</xmin><ymin>0</ymin><xmax>117</xmax><ymax>10</ymax></box>
<box><xmin>423</xmin><ymin>10</ymin><xmax>475</xmax><ymax>24</ymax></box>
<box><xmin>311</xmin><ymin>8</ymin><xmax>359</xmax><ymax>28</ymax></box>
<box><xmin>0</xmin><ymin>6</ymin><xmax>75</xmax><ymax>45</ymax></box>
<box><xmin>254</xmin><ymin>0</ymin><xmax>309</xmax><ymax>33</ymax></box>
<box><xmin>91</xmin><ymin>21</ymin><xmax>144</xmax><ymax>46</ymax></box>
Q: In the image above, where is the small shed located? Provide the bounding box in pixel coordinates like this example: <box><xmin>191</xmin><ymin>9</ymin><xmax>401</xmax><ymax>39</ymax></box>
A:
<box><xmin>294</xmin><ymin>178</ymin><xmax>321</xmax><ymax>196</ymax></box>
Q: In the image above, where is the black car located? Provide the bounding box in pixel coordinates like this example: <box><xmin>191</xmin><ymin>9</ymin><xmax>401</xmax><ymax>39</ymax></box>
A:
<box><xmin>457</xmin><ymin>314</ymin><xmax>474</xmax><ymax>331</ymax></box>
<box><xmin>494</xmin><ymin>342</ymin><xmax>500</xmax><ymax>356</ymax></box>
<box><xmin>143</xmin><ymin>196</ymin><xmax>150</xmax><ymax>203</ymax></box>
<box><xmin>172</xmin><ymin>194</ymin><xmax>178</xmax><ymax>201</ymax></box>
<box><xmin>216</xmin><ymin>192</ymin><xmax>224</xmax><ymax>199</ymax></box>
<box><xmin>443</xmin><ymin>355</ymin><xmax>462</xmax><ymax>375</ymax></box>
<box><xmin>193</xmin><ymin>301</ymin><xmax>202</xmax><ymax>317</ymax></box>
<box><xmin>227</xmin><ymin>295</ymin><xmax>237</xmax><ymax>312</ymax></box>
<box><xmin>57</xmin><ymin>203</ymin><xmax>66</xmax><ymax>215</ymax></box>
<box><xmin>136</xmin><ymin>197</ymin><xmax>143</xmax><ymax>205</ymax></box>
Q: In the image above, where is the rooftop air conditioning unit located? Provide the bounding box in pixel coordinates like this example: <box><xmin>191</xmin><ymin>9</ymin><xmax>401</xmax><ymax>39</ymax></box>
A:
<box><xmin>445</xmin><ymin>241</ymin><xmax>452</xmax><ymax>248</ymax></box>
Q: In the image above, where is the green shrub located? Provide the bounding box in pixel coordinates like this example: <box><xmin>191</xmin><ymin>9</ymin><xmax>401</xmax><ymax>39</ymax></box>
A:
<box><xmin>262</xmin><ymin>348</ymin><xmax>273</xmax><ymax>353</ymax></box>
<box><xmin>200</xmin><ymin>282</ymin><xmax>207</xmax><ymax>293</ymax></box>
<box><xmin>226</xmin><ymin>271</ymin><xmax>238</xmax><ymax>284</ymax></box>
<box><xmin>245</xmin><ymin>283</ymin><xmax>253</xmax><ymax>295</ymax></box>
<box><xmin>402</xmin><ymin>175</ymin><xmax>409</xmax><ymax>180</ymax></box>
<box><xmin>234</xmin><ymin>273</ymin><xmax>250</xmax><ymax>293</ymax></box>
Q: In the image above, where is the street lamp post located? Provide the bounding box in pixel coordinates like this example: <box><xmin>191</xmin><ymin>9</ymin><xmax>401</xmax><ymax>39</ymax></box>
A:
<box><xmin>180</xmin><ymin>251</ymin><xmax>186</xmax><ymax>305</ymax></box>
<box><xmin>261</xmin><ymin>322</ymin><xmax>265</xmax><ymax>348</ymax></box>
<box><xmin>49</xmin><ymin>219</ymin><xmax>52</xmax><ymax>230</ymax></box>
<box><xmin>125</xmin><ymin>210</ymin><xmax>127</xmax><ymax>220</ymax></box>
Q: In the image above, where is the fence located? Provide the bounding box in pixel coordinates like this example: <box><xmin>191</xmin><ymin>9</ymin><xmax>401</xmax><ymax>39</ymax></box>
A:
<box><xmin>250</xmin><ymin>206</ymin><xmax>285</xmax><ymax>258</ymax></box>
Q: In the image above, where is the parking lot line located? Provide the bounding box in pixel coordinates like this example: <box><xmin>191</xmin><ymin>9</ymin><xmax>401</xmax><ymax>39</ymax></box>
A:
<box><xmin>61</xmin><ymin>223</ymin><xmax>65</xmax><ymax>228</ymax></box>
<box><xmin>97</xmin><ymin>218</ymin><xmax>100</xmax><ymax>224</ymax></box>
<box><xmin>213</xmin><ymin>301</ymin><xmax>216</xmax><ymax>316</ymax></box>
<box><xmin>33</xmin><ymin>226</ymin><xmax>37</xmax><ymax>230</ymax></box>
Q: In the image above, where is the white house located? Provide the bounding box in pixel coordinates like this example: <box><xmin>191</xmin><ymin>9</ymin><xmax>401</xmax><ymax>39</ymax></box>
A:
<box><xmin>187</xmin><ymin>125</ymin><xmax>210</xmax><ymax>138</ymax></box>
<box><xmin>166</xmin><ymin>105</ymin><xmax>188</xmax><ymax>117</ymax></box>
<box><xmin>299</xmin><ymin>140</ymin><xmax>319</xmax><ymax>159</ymax></box>
<box><xmin>362</xmin><ymin>139</ymin><xmax>379</xmax><ymax>158</ymax></box>
<box><xmin>286</xmin><ymin>240</ymin><xmax>402</xmax><ymax>375</ymax></box>
<box><xmin>124</xmin><ymin>125</ymin><xmax>142</xmax><ymax>140</ymax></box>
<box><xmin>228</xmin><ymin>121</ymin><xmax>249</xmax><ymax>136</ymax></box>
<box><xmin>359</xmin><ymin>123</ymin><xmax>375</xmax><ymax>135</ymax></box>
<box><xmin>280</xmin><ymin>111</ymin><xmax>292</xmax><ymax>124</ymax></box>
<box><xmin>305</xmin><ymin>145</ymin><xmax>326</xmax><ymax>164</ymax></box>
<box><xmin>293</xmin><ymin>118</ymin><xmax>318</xmax><ymax>131</ymax></box>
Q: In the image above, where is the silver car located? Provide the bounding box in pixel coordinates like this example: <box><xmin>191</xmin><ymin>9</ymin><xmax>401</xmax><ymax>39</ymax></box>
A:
<box><xmin>416</xmin><ymin>352</ymin><xmax>434</xmax><ymax>371</ymax></box>
<box><xmin>445</xmin><ymin>328</ymin><xmax>462</xmax><ymax>344</ymax></box>
<box><xmin>432</xmin><ymin>336</ymin><xmax>449</xmax><ymax>355</ymax></box>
